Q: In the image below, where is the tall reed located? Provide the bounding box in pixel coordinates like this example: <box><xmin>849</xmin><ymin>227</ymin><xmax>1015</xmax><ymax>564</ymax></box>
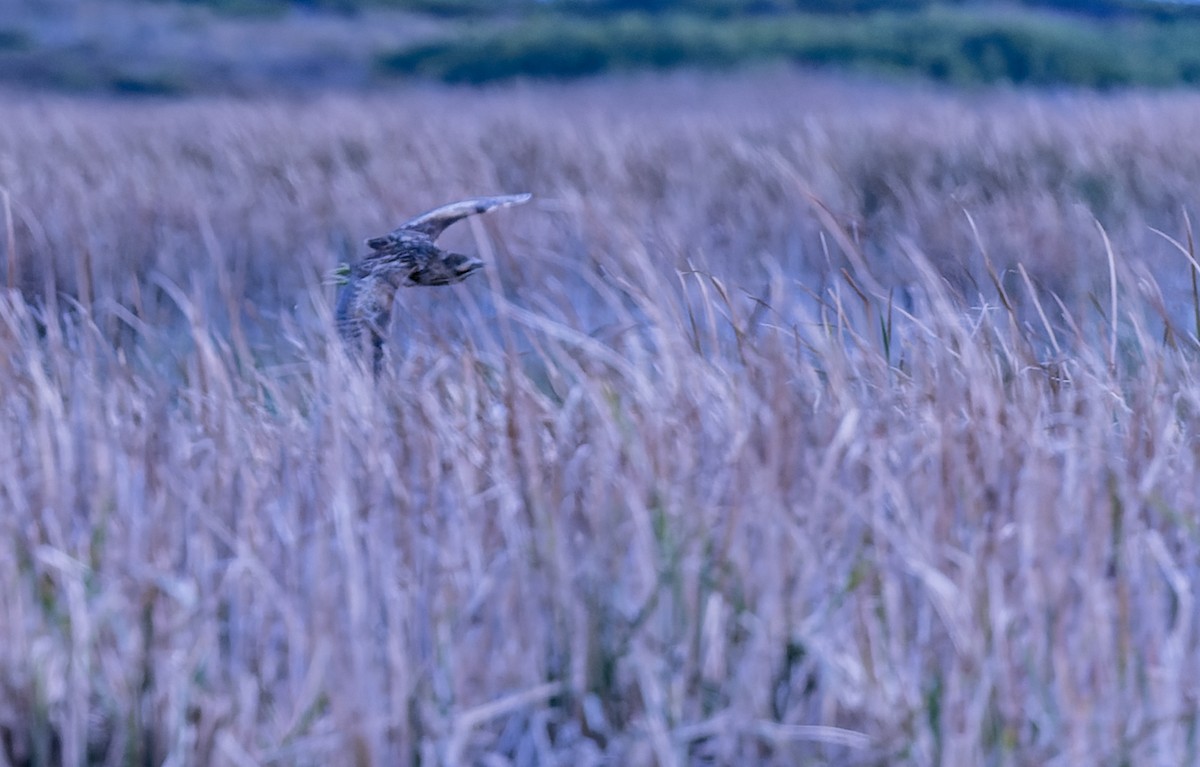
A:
<box><xmin>2</xmin><ymin>73</ymin><xmax>1200</xmax><ymax>765</ymax></box>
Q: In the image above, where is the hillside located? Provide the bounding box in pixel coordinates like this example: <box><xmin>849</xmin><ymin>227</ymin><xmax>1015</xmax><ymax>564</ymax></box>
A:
<box><xmin>3</xmin><ymin>0</ymin><xmax>1200</xmax><ymax>92</ymax></box>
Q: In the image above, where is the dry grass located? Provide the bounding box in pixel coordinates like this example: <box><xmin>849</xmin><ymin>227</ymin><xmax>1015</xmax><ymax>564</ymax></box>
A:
<box><xmin>3</xmin><ymin>72</ymin><xmax>1200</xmax><ymax>765</ymax></box>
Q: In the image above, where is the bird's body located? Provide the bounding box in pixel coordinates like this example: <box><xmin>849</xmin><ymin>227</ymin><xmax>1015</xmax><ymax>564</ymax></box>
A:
<box><xmin>336</xmin><ymin>193</ymin><xmax>531</xmax><ymax>374</ymax></box>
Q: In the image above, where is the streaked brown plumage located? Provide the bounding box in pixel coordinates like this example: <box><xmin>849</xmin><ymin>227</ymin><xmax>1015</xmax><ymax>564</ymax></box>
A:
<box><xmin>336</xmin><ymin>193</ymin><xmax>531</xmax><ymax>373</ymax></box>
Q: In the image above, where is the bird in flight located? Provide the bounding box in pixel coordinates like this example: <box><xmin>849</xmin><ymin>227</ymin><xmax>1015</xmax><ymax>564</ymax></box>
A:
<box><xmin>335</xmin><ymin>193</ymin><xmax>531</xmax><ymax>374</ymax></box>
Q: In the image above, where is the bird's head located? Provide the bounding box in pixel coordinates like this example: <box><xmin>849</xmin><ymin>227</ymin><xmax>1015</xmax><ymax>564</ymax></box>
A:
<box><xmin>404</xmin><ymin>250</ymin><xmax>484</xmax><ymax>287</ymax></box>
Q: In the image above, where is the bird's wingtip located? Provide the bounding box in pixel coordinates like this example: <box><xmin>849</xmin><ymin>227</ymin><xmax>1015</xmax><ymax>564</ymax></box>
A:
<box><xmin>500</xmin><ymin>192</ymin><xmax>533</xmax><ymax>206</ymax></box>
<box><xmin>478</xmin><ymin>193</ymin><xmax>533</xmax><ymax>213</ymax></box>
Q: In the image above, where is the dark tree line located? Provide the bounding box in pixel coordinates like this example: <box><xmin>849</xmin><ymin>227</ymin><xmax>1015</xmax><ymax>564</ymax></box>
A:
<box><xmin>158</xmin><ymin>0</ymin><xmax>1200</xmax><ymax>19</ymax></box>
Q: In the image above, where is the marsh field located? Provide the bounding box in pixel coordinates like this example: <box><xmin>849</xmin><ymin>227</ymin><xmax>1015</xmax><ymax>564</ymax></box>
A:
<box><xmin>5</xmin><ymin>71</ymin><xmax>1200</xmax><ymax>766</ymax></box>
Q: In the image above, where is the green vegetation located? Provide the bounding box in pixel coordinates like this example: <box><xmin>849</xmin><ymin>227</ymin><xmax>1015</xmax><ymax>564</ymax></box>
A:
<box><xmin>3</xmin><ymin>0</ymin><xmax>1200</xmax><ymax>94</ymax></box>
<box><xmin>379</xmin><ymin>7</ymin><xmax>1200</xmax><ymax>86</ymax></box>
<box><xmin>0</xmin><ymin>28</ymin><xmax>30</xmax><ymax>51</ymax></box>
<box><xmin>155</xmin><ymin>0</ymin><xmax>1200</xmax><ymax>18</ymax></box>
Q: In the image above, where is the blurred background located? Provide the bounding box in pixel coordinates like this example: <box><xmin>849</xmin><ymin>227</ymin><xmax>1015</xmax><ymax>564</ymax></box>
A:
<box><xmin>2</xmin><ymin>0</ymin><xmax>1200</xmax><ymax>94</ymax></box>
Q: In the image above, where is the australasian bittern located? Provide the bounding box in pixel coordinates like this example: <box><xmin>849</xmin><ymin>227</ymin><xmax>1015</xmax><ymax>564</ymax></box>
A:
<box><xmin>335</xmin><ymin>193</ymin><xmax>531</xmax><ymax>374</ymax></box>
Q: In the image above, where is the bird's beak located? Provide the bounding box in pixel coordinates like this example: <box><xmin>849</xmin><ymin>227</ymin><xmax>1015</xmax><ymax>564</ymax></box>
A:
<box><xmin>456</xmin><ymin>258</ymin><xmax>485</xmax><ymax>277</ymax></box>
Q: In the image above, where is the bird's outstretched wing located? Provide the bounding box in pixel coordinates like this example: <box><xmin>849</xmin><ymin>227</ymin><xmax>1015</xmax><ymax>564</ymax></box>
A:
<box><xmin>391</xmin><ymin>193</ymin><xmax>532</xmax><ymax>241</ymax></box>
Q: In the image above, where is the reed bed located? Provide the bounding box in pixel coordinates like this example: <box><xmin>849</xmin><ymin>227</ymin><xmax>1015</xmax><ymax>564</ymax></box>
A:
<box><xmin>2</xmin><ymin>73</ymin><xmax>1200</xmax><ymax>765</ymax></box>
